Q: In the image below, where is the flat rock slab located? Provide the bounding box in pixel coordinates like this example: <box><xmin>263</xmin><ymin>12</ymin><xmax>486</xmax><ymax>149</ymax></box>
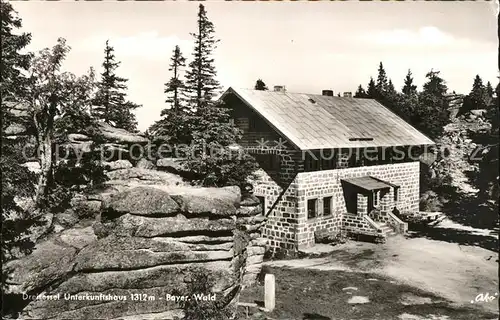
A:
<box><xmin>103</xmin><ymin>160</ymin><xmax>133</xmax><ymax>171</ymax></box>
<box><xmin>58</xmin><ymin>226</ymin><xmax>97</xmax><ymax>249</ymax></box>
<box><xmin>104</xmin><ymin>186</ymin><xmax>181</xmax><ymax>216</ymax></box>
<box><xmin>99</xmin><ymin>122</ymin><xmax>149</xmax><ymax>144</ymax></box>
<box><xmin>400</xmin><ymin>293</ymin><xmax>438</xmax><ymax>306</ymax></box>
<box><xmin>74</xmin><ymin>236</ymin><xmax>234</xmax><ymax>271</ymax></box>
<box><xmin>4</xmin><ymin>239</ymin><xmax>77</xmax><ymax>294</ymax></box>
<box><xmin>111</xmin><ymin>213</ymin><xmax>236</xmax><ymax>238</ymax></box>
<box><xmin>103</xmin><ymin>185</ymin><xmax>241</xmax><ymax>217</ymax></box>
<box><xmin>106</xmin><ymin>168</ymin><xmax>185</xmax><ymax>186</ymax></box>
<box><xmin>347</xmin><ymin>296</ymin><xmax>370</xmax><ymax>304</ymax></box>
<box><xmin>342</xmin><ymin>286</ymin><xmax>358</xmax><ymax>291</ymax></box>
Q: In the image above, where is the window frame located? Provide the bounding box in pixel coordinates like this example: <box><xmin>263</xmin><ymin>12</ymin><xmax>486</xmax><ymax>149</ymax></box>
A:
<box><xmin>256</xmin><ymin>196</ymin><xmax>266</xmax><ymax>214</ymax></box>
<box><xmin>394</xmin><ymin>187</ymin><xmax>399</xmax><ymax>202</ymax></box>
<box><xmin>320</xmin><ymin>150</ymin><xmax>336</xmax><ymax>170</ymax></box>
<box><xmin>307</xmin><ymin>198</ymin><xmax>318</xmax><ymax>220</ymax></box>
<box><xmin>248</xmin><ymin>115</ymin><xmax>261</xmax><ymax>132</ymax></box>
<box><xmin>304</xmin><ymin>152</ymin><xmax>320</xmax><ymax>171</ymax></box>
<box><xmin>323</xmin><ymin>196</ymin><xmax>333</xmax><ymax>216</ymax></box>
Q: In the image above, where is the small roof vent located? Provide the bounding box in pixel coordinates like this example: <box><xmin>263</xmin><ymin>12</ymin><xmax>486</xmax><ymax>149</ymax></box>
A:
<box><xmin>308</xmin><ymin>98</ymin><xmax>316</xmax><ymax>104</ymax></box>
<box><xmin>349</xmin><ymin>137</ymin><xmax>374</xmax><ymax>141</ymax></box>
<box><xmin>274</xmin><ymin>85</ymin><xmax>286</xmax><ymax>92</ymax></box>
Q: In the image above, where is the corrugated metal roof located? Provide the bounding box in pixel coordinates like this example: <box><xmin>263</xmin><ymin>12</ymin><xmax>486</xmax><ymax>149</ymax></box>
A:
<box><xmin>342</xmin><ymin>176</ymin><xmax>393</xmax><ymax>191</ymax></box>
<box><xmin>223</xmin><ymin>87</ymin><xmax>435</xmax><ymax>150</ymax></box>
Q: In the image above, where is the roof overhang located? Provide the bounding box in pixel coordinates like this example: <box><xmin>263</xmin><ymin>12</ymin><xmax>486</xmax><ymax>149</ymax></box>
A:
<box><xmin>342</xmin><ymin>176</ymin><xmax>397</xmax><ymax>192</ymax></box>
<box><xmin>220</xmin><ymin>87</ymin><xmax>303</xmax><ymax>150</ymax></box>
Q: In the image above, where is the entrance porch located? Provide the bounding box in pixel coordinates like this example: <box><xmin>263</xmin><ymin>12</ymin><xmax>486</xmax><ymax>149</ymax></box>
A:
<box><xmin>341</xmin><ymin>176</ymin><xmax>408</xmax><ymax>239</ymax></box>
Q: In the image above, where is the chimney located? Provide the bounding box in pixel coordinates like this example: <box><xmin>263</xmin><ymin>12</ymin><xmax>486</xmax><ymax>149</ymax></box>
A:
<box><xmin>322</xmin><ymin>90</ymin><xmax>334</xmax><ymax>96</ymax></box>
<box><xmin>343</xmin><ymin>92</ymin><xmax>352</xmax><ymax>98</ymax></box>
<box><xmin>273</xmin><ymin>85</ymin><xmax>286</xmax><ymax>92</ymax></box>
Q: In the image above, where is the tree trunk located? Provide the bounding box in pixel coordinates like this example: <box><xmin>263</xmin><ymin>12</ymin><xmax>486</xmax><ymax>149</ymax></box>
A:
<box><xmin>35</xmin><ymin>133</ymin><xmax>53</xmax><ymax>209</ymax></box>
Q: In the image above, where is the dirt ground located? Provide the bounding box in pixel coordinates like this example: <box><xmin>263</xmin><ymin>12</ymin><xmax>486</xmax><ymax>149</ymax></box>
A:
<box><xmin>240</xmin><ymin>233</ymin><xmax>499</xmax><ymax>320</ymax></box>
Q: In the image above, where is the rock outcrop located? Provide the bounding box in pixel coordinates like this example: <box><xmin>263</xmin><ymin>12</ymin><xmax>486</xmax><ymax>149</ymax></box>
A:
<box><xmin>6</xmin><ymin>185</ymin><xmax>265</xmax><ymax>320</ymax></box>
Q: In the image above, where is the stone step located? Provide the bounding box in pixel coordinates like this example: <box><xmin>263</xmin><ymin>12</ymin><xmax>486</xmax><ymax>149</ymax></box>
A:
<box><xmin>377</xmin><ymin>223</ymin><xmax>396</xmax><ymax>236</ymax></box>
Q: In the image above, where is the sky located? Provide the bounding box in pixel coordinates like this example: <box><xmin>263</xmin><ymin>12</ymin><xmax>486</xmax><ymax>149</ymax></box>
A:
<box><xmin>12</xmin><ymin>1</ymin><xmax>499</xmax><ymax>132</ymax></box>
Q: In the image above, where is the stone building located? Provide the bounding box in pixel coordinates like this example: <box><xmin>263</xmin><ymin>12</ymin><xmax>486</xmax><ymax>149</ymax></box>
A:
<box><xmin>221</xmin><ymin>87</ymin><xmax>435</xmax><ymax>252</ymax></box>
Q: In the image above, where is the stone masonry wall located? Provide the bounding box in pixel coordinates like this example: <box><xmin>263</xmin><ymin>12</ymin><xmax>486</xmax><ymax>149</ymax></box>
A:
<box><xmin>252</xmin><ymin>149</ymin><xmax>301</xmax><ymax>253</ymax></box>
<box><xmin>357</xmin><ymin>194</ymin><xmax>368</xmax><ymax>216</ymax></box>
<box><xmin>342</xmin><ymin>214</ymin><xmax>382</xmax><ymax>240</ymax></box>
<box><xmin>237</xmin><ymin>195</ymin><xmax>267</xmax><ymax>287</ymax></box>
<box><xmin>293</xmin><ymin>161</ymin><xmax>419</xmax><ymax>249</ymax></box>
<box><xmin>253</xmin><ymin>158</ymin><xmax>419</xmax><ymax>251</ymax></box>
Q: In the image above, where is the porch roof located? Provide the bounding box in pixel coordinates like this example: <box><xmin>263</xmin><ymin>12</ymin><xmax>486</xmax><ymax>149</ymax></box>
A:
<box><xmin>342</xmin><ymin>176</ymin><xmax>395</xmax><ymax>192</ymax></box>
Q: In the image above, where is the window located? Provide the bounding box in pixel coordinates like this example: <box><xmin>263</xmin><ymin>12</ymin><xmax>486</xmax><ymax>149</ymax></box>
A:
<box><xmin>323</xmin><ymin>196</ymin><xmax>332</xmax><ymax>216</ymax></box>
<box><xmin>249</xmin><ymin>115</ymin><xmax>262</xmax><ymax>132</ymax></box>
<box><xmin>307</xmin><ymin>199</ymin><xmax>318</xmax><ymax>219</ymax></box>
<box><xmin>320</xmin><ymin>150</ymin><xmax>336</xmax><ymax>170</ymax></box>
<box><xmin>373</xmin><ymin>191</ymin><xmax>379</xmax><ymax>206</ymax></box>
<box><xmin>304</xmin><ymin>152</ymin><xmax>320</xmax><ymax>171</ymax></box>
<box><xmin>394</xmin><ymin>187</ymin><xmax>399</xmax><ymax>202</ymax></box>
<box><xmin>257</xmin><ymin>196</ymin><xmax>266</xmax><ymax>213</ymax></box>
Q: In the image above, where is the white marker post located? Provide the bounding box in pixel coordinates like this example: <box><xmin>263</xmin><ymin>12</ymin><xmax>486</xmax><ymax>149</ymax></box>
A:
<box><xmin>264</xmin><ymin>273</ymin><xmax>275</xmax><ymax>312</ymax></box>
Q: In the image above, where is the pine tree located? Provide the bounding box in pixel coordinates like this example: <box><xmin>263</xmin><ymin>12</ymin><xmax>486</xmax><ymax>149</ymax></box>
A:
<box><xmin>414</xmin><ymin>70</ymin><xmax>450</xmax><ymax>139</ymax></box>
<box><xmin>185</xmin><ymin>4</ymin><xmax>221</xmax><ymax>110</ymax></box>
<box><xmin>378</xmin><ymin>78</ymin><xmax>402</xmax><ymax>118</ymax></box>
<box><xmin>402</xmin><ymin>69</ymin><xmax>417</xmax><ymax>96</ymax></box>
<box><xmin>398</xmin><ymin>70</ymin><xmax>419</xmax><ymax>123</ymax></box>
<box><xmin>459</xmin><ymin>75</ymin><xmax>488</xmax><ymax>115</ymax></box>
<box><xmin>366</xmin><ymin>77</ymin><xmax>377</xmax><ymax>98</ymax></box>
<box><xmin>384</xmin><ymin>79</ymin><xmax>399</xmax><ymax>103</ymax></box>
<box><xmin>485</xmin><ymin>81</ymin><xmax>494</xmax><ymax>99</ymax></box>
<box><xmin>354</xmin><ymin>85</ymin><xmax>367</xmax><ymax>98</ymax></box>
<box><xmin>254</xmin><ymin>79</ymin><xmax>268</xmax><ymax>91</ymax></box>
<box><xmin>375</xmin><ymin>62</ymin><xmax>388</xmax><ymax>98</ymax></box>
<box><xmin>181</xmin><ymin>4</ymin><xmax>258</xmax><ymax>187</ymax></box>
<box><xmin>149</xmin><ymin>45</ymin><xmax>190</xmax><ymax>146</ymax></box>
<box><xmin>164</xmin><ymin>45</ymin><xmax>187</xmax><ymax>114</ymax></box>
<box><xmin>386</xmin><ymin>79</ymin><xmax>396</xmax><ymax>96</ymax></box>
<box><xmin>0</xmin><ymin>1</ymin><xmax>41</xmax><ymax>294</ymax></box>
<box><xmin>93</xmin><ymin>40</ymin><xmax>140</xmax><ymax>132</ymax></box>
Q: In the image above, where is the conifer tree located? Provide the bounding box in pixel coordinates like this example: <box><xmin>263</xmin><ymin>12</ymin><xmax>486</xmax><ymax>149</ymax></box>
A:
<box><xmin>93</xmin><ymin>40</ymin><xmax>140</xmax><ymax>132</ymax></box>
<box><xmin>1</xmin><ymin>1</ymin><xmax>41</xmax><ymax>293</ymax></box>
<box><xmin>149</xmin><ymin>45</ymin><xmax>190</xmax><ymax>145</ymax></box>
<box><xmin>398</xmin><ymin>70</ymin><xmax>419</xmax><ymax>122</ymax></box>
<box><xmin>181</xmin><ymin>4</ymin><xmax>258</xmax><ymax>187</ymax></box>
<box><xmin>366</xmin><ymin>77</ymin><xmax>377</xmax><ymax>98</ymax></box>
<box><xmin>414</xmin><ymin>70</ymin><xmax>450</xmax><ymax>139</ymax></box>
<box><xmin>485</xmin><ymin>81</ymin><xmax>494</xmax><ymax>99</ymax></box>
<box><xmin>354</xmin><ymin>85</ymin><xmax>367</xmax><ymax>98</ymax></box>
<box><xmin>185</xmin><ymin>4</ymin><xmax>221</xmax><ymax>109</ymax></box>
<box><xmin>402</xmin><ymin>69</ymin><xmax>417</xmax><ymax>96</ymax></box>
<box><xmin>164</xmin><ymin>45</ymin><xmax>187</xmax><ymax>114</ymax></box>
<box><xmin>254</xmin><ymin>79</ymin><xmax>268</xmax><ymax>91</ymax></box>
<box><xmin>375</xmin><ymin>62</ymin><xmax>388</xmax><ymax>98</ymax></box>
<box><xmin>458</xmin><ymin>75</ymin><xmax>489</xmax><ymax>116</ymax></box>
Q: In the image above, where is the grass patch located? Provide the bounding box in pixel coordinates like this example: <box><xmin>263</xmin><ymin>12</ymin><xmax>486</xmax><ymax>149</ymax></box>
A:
<box><xmin>238</xmin><ymin>266</ymin><xmax>497</xmax><ymax>320</ymax></box>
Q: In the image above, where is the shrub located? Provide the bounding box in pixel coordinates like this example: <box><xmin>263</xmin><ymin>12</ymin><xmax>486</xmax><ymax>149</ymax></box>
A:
<box><xmin>173</xmin><ymin>272</ymin><xmax>233</xmax><ymax>320</ymax></box>
<box><xmin>184</xmin><ymin>145</ymin><xmax>258</xmax><ymax>189</ymax></box>
<box><xmin>419</xmin><ymin>190</ymin><xmax>443</xmax><ymax>212</ymax></box>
